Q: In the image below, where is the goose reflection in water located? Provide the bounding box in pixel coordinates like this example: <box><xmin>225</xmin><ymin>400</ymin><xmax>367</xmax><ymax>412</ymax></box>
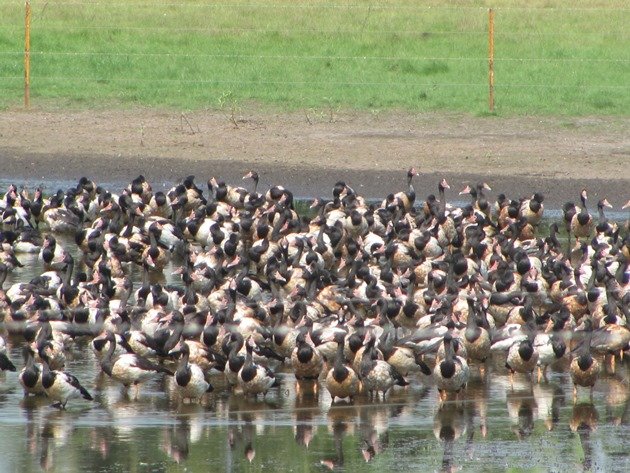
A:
<box><xmin>434</xmin><ymin>402</ymin><xmax>470</xmax><ymax>473</ymax></box>
<box><xmin>463</xmin><ymin>374</ymin><xmax>489</xmax><ymax>438</ymax></box>
<box><xmin>321</xmin><ymin>404</ymin><xmax>358</xmax><ymax>470</ymax></box>
<box><xmin>359</xmin><ymin>410</ymin><xmax>389</xmax><ymax>463</ymax></box>
<box><xmin>160</xmin><ymin>405</ymin><xmax>207</xmax><ymax>463</ymax></box>
<box><xmin>506</xmin><ymin>386</ymin><xmax>537</xmax><ymax>440</ymax></box>
<box><xmin>570</xmin><ymin>402</ymin><xmax>599</xmax><ymax>472</ymax></box>
<box><xmin>293</xmin><ymin>385</ymin><xmax>319</xmax><ymax>449</ymax></box>
<box><xmin>161</xmin><ymin>418</ymin><xmax>191</xmax><ymax>463</ymax></box>
<box><xmin>87</xmin><ymin>425</ymin><xmax>114</xmax><ymax>461</ymax></box>
<box><xmin>39</xmin><ymin>409</ymin><xmax>75</xmax><ymax>472</ymax></box>
<box><xmin>227</xmin><ymin>412</ymin><xmax>257</xmax><ymax>465</ymax></box>
<box><xmin>532</xmin><ymin>381</ymin><xmax>566</xmax><ymax>431</ymax></box>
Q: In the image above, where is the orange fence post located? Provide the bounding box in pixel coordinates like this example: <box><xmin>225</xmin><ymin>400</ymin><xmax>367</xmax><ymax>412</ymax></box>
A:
<box><xmin>25</xmin><ymin>0</ymin><xmax>31</xmax><ymax>108</ymax></box>
<box><xmin>488</xmin><ymin>8</ymin><xmax>495</xmax><ymax>113</ymax></box>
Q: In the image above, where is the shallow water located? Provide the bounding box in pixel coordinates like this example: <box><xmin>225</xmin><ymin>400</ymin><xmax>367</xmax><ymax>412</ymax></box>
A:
<box><xmin>0</xmin><ymin>347</ymin><xmax>629</xmax><ymax>473</ymax></box>
<box><xmin>1</xmin><ymin>184</ymin><xmax>629</xmax><ymax>472</ymax></box>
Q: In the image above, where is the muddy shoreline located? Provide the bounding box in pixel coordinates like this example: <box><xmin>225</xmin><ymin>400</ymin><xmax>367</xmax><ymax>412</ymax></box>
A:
<box><xmin>1</xmin><ymin>109</ymin><xmax>628</xmax><ymax>209</ymax></box>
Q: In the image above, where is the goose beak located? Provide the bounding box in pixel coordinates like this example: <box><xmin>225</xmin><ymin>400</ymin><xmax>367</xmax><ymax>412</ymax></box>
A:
<box><xmin>168</xmin><ymin>341</ymin><xmax>184</xmax><ymax>357</ymax></box>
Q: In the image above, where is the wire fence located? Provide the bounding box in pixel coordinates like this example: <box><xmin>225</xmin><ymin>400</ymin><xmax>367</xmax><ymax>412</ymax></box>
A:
<box><xmin>1</xmin><ymin>1</ymin><xmax>629</xmax><ymax>114</ymax></box>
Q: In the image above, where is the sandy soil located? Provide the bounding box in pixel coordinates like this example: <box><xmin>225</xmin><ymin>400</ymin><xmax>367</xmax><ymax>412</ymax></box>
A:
<box><xmin>0</xmin><ymin>108</ymin><xmax>628</xmax><ymax>209</ymax></box>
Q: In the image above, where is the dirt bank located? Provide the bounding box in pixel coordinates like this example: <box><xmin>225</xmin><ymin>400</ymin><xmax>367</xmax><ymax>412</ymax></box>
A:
<box><xmin>0</xmin><ymin>108</ymin><xmax>628</xmax><ymax>209</ymax></box>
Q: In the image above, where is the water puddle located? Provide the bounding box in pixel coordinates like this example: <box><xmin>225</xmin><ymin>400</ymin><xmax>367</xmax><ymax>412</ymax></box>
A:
<box><xmin>0</xmin><ymin>355</ymin><xmax>628</xmax><ymax>472</ymax></box>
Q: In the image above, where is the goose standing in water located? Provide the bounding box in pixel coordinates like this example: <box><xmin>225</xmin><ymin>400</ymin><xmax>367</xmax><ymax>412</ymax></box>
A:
<box><xmin>359</xmin><ymin>331</ymin><xmax>409</xmax><ymax>400</ymax></box>
<box><xmin>100</xmin><ymin>331</ymin><xmax>173</xmax><ymax>398</ymax></box>
<box><xmin>237</xmin><ymin>336</ymin><xmax>279</xmax><ymax>397</ymax></box>
<box><xmin>35</xmin><ymin>320</ymin><xmax>67</xmax><ymax>371</ymax></box>
<box><xmin>40</xmin><ymin>344</ymin><xmax>93</xmax><ymax>409</ymax></box>
<box><xmin>142</xmin><ymin>225</ymin><xmax>171</xmax><ymax>272</ymax></box>
<box><xmin>462</xmin><ymin>298</ymin><xmax>491</xmax><ymax>367</ymax></box>
<box><xmin>42</xmin><ymin>196</ymin><xmax>83</xmax><ymax>233</ymax></box>
<box><xmin>18</xmin><ymin>346</ymin><xmax>45</xmax><ymax>396</ymax></box>
<box><xmin>571</xmin><ymin>189</ymin><xmax>593</xmax><ymax>241</ymax></box>
<box><xmin>324</xmin><ymin>332</ymin><xmax>360</xmax><ymax>404</ymax></box>
<box><xmin>460</xmin><ymin>182</ymin><xmax>493</xmax><ymax>221</ymax></box>
<box><xmin>291</xmin><ymin>330</ymin><xmax>324</xmax><ymax>382</ymax></box>
<box><xmin>570</xmin><ymin>318</ymin><xmax>600</xmax><ymax>402</ymax></box>
<box><xmin>170</xmin><ymin>342</ymin><xmax>213</xmax><ymax>403</ymax></box>
<box><xmin>433</xmin><ymin>333</ymin><xmax>469</xmax><ymax>404</ymax></box>
<box><xmin>589</xmin><ymin>307</ymin><xmax>630</xmax><ymax>373</ymax></box>
<box><xmin>0</xmin><ymin>236</ymin><xmax>24</xmax><ymax>272</ymax></box>
<box><xmin>505</xmin><ymin>331</ymin><xmax>539</xmax><ymax>387</ymax></box>
<box><xmin>225</xmin><ymin>331</ymin><xmax>246</xmax><ymax>389</ymax></box>
<box><xmin>534</xmin><ymin>316</ymin><xmax>568</xmax><ymax>382</ymax></box>
<box><xmin>242</xmin><ymin>170</ymin><xmax>266</xmax><ymax>209</ymax></box>
<box><xmin>388</xmin><ymin>167</ymin><xmax>418</xmax><ymax>213</ymax></box>
<box><xmin>148</xmin><ymin>191</ymin><xmax>173</xmax><ymax>219</ymax></box>
<box><xmin>38</xmin><ymin>235</ymin><xmax>72</xmax><ymax>272</ymax></box>
<box><xmin>594</xmin><ymin>198</ymin><xmax>614</xmax><ymax>237</ymax></box>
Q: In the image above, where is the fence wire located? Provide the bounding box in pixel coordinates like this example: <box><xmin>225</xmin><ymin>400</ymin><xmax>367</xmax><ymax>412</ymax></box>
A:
<box><xmin>15</xmin><ymin>2</ymin><xmax>630</xmax><ymax>11</ymax></box>
<box><xmin>2</xmin><ymin>1</ymin><xmax>629</xmax><ymax>112</ymax></box>
<box><xmin>1</xmin><ymin>51</ymin><xmax>628</xmax><ymax>63</ymax></box>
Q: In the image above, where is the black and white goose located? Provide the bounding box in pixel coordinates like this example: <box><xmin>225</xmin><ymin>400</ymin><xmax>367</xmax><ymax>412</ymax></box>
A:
<box><xmin>324</xmin><ymin>332</ymin><xmax>360</xmax><ymax>404</ymax></box>
<box><xmin>237</xmin><ymin>336</ymin><xmax>279</xmax><ymax>397</ymax></box>
<box><xmin>571</xmin><ymin>189</ymin><xmax>593</xmax><ymax>241</ymax></box>
<box><xmin>38</xmin><ymin>235</ymin><xmax>72</xmax><ymax>272</ymax></box>
<box><xmin>291</xmin><ymin>330</ymin><xmax>324</xmax><ymax>381</ymax></box>
<box><xmin>18</xmin><ymin>346</ymin><xmax>45</xmax><ymax>396</ymax></box>
<box><xmin>534</xmin><ymin>316</ymin><xmax>568</xmax><ymax>382</ymax></box>
<box><xmin>359</xmin><ymin>331</ymin><xmax>409</xmax><ymax>400</ymax></box>
<box><xmin>171</xmin><ymin>342</ymin><xmax>213</xmax><ymax>403</ymax></box>
<box><xmin>433</xmin><ymin>333</ymin><xmax>470</xmax><ymax>404</ymax></box>
<box><xmin>100</xmin><ymin>331</ymin><xmax>173</xmax><ymax>397</ymax></box>
<box><xmin>40</xmin><ymin>344</ymin><xmax>93</xmax><ymax>409</ymax></box>
<box><xmin>569</xmin><ymin>318</ymin><xmax>600</xmax><ymax>401</ymax></box>
<box><xmin>462</xmin><ymin>297</ymin><xmax>491</xmax><ymax>365</ymax></box>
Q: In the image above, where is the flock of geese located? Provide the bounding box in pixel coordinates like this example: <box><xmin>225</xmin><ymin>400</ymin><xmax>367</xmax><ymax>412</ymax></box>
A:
<box><xmin>0</xmin><ymin>170</ymin><xmax>629</xmax><ymax>410</ymax></box>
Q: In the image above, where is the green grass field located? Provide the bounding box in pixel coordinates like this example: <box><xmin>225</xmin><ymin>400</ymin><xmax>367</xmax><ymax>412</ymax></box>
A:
<box><xmin>0</xmin><ymin>0</ymin><xmax>628</xmax><ymax>115</ymax></box>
